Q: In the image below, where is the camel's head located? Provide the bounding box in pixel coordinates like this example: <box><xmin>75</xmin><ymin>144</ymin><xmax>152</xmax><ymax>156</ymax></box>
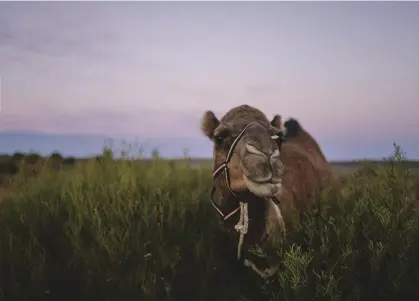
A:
<box><xmin>201</xmin><ymin>105</ymin><xmax>286</xmax><ymax>199</ymax></box>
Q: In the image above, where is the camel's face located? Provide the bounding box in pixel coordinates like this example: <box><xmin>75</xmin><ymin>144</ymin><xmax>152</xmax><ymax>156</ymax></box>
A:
<box><xmin>201</xmin><ymin>105</ymin><xmax>286</xmax><ymax>199</ymax></box>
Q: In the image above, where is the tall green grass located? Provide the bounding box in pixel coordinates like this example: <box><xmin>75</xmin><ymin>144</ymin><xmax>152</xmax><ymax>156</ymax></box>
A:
<box><xmin>1</xmin><ymin>145</ymin><xmax>418</xmax><ymax>301</ymax></box>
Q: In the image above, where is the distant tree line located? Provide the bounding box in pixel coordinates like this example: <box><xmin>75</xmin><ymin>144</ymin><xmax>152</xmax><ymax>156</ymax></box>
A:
<box><xmin>0</xmin><ymin>151</ymin><xmax>76</xmax><ymax>185</ymax></box>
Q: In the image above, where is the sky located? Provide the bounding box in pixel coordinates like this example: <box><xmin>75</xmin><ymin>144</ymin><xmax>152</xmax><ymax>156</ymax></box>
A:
<box><xmin>0</xmin><ymin>2</ymin><xmax>418</xmax><ymax>159</ymax></box>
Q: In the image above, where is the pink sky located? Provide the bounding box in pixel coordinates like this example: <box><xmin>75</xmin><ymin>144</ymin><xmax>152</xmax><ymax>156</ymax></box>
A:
<box><xmin>1</xmin><ymin>2</ymin><xmax>418</xmax><ymax>158</ymax></box>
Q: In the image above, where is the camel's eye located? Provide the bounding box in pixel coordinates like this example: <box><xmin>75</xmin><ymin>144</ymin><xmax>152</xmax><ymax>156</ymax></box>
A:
<box><xmin>213</xmin><ymin>134</ymin><xmax>224</xmax><ymax>144</ymax></box>
<box><xmin>213</xmin><ymin>125</ymin><xmax>230</xmax><ymax>145</ymax></box>
<box><xmin>269</xmin><ymin>128</ymin><xmax>286</xmax><ymax>147</ymax></box>
<box><xmin>271</xmin><ymin>132</ymin><xmax>284</xmax><ymax>141</ymax></box>
<box><xmin>269</xmin><ymin>127</ymin><xmax>284</xmax><ymax>140</ymax></box>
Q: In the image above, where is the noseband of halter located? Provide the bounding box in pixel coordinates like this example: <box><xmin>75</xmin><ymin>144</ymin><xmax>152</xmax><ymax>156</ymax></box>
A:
<box><xmin>210</xmin><ymin>121</ymin><xmax>284</xmax><ymax>221</ymax></box>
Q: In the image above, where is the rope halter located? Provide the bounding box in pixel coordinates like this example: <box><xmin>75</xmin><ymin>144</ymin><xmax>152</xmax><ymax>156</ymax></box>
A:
<box><xmin>209</xmin><ymin>121</ymin><xmax>285</xmax><ymax>260</ymax></box>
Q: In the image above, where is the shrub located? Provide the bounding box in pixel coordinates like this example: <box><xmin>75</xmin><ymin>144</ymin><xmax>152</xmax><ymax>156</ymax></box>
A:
<box><xmin>0</xmin><ymin>161</ymin><xmax>18</xmax><ymax>185</ymax></box>
<box><xmin>0</xmin><ymin>145</ymin><xmax>418</xmax><ymax>301</ymax></box>
<box><xmin>12</xmin><ymin>152</ymin><xmax>25</xmax><ymax>161</ymax></box>
<box><xmin>24</xmin><ymin>152</ymin><xmax>41</xmax><ymax>165</ymax></box>
<box><xmin>50</xmin><ymin>152</ymin><xmax>63</xmax><ymax>161</ymax></box>
<box><xmin>63</xmin><ymin>157</ymin><xmax>76</xmax><ymax>166</ymax></box>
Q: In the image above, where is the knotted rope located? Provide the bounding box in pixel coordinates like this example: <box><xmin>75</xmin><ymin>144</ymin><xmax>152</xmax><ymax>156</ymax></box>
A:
<box><xmin>234</xmin><ymin>202</ymin><xmax>249</xmax><ymax>260</ymax></box>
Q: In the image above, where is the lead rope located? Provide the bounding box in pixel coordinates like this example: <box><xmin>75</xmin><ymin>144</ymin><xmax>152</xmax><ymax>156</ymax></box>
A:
<box><xmin>234</xmin><ymin>201</ymin><xmax>249</xmax><ymax>260</ymax></box>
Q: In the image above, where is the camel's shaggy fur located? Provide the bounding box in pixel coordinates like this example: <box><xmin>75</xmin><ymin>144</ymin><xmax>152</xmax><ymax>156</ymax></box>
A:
<box><xmin>201</xmin><ymin>104</ymin><xmax>333</xmax><ymax>278</ymax></box>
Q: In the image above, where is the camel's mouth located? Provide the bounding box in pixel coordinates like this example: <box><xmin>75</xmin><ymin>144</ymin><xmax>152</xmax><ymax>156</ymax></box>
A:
<box><xmin>243</xmin><ymin>174</ymin><xmax>283</xmax><ymax>198</ymax></box>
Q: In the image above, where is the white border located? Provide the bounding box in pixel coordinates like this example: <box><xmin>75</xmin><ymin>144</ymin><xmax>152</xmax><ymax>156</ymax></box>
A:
<box><xmin>1</xmin><ymin>0</ymin><xmax>417</xmax><ymax>2</ymax></box>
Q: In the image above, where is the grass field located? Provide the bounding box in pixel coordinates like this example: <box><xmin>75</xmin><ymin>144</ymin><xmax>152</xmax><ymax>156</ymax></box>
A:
<box><xmin>1</xmin><ymin>144</ymin><xmax>419</xmax><ymax>301</ymax></box>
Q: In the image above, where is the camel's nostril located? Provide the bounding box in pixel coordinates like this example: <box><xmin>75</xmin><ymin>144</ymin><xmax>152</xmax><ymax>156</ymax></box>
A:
<box><xmin>245</xmin><ymin>144</ymin><xmax>265</xmax><ymax>156</ymax></box>
<box><xmin>245</xmin><ymin>144</ymin><xmax>278</xmax><ymax>158</ymax></box>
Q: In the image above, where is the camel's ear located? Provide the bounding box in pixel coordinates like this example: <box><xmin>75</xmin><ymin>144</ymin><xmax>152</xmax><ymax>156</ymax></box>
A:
<box><xmin>270</xmin><ymin>114</ymin><xmax>282</xmax><ymax>128</ymax></box>
<box><xmin>270</xmin><ymin>114</ymin><xmax>286</xmax><ymax>135</ymax></box>
<box><xmin>201</xmin><ymin>110</ymin><xmax>220</xmax><ymax>140</ymax></box>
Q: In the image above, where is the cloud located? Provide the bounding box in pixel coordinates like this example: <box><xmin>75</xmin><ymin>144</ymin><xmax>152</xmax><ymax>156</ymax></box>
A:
<box><xmin>0</xmin><ymin>2</ymin><xmax>117</xmax><ymax>62</ymax></box>
<box><xmin>0</xmin><ymin>104</ymin><xmax>206</xmax><ymax>138</ymax></box>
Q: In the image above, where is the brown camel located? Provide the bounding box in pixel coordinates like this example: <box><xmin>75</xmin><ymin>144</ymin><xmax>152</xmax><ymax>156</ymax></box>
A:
<box><xmin>200</xmin><ymin>104</ymin><xmax>333</xmax><ymax>278</ymax></box>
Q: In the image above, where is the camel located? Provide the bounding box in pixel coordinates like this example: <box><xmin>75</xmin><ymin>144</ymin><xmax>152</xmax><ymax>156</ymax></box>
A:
<box><xmin>200</xmin><ymin>104</ymin><xmax>333</xmax><ymax>279</ymax></box>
